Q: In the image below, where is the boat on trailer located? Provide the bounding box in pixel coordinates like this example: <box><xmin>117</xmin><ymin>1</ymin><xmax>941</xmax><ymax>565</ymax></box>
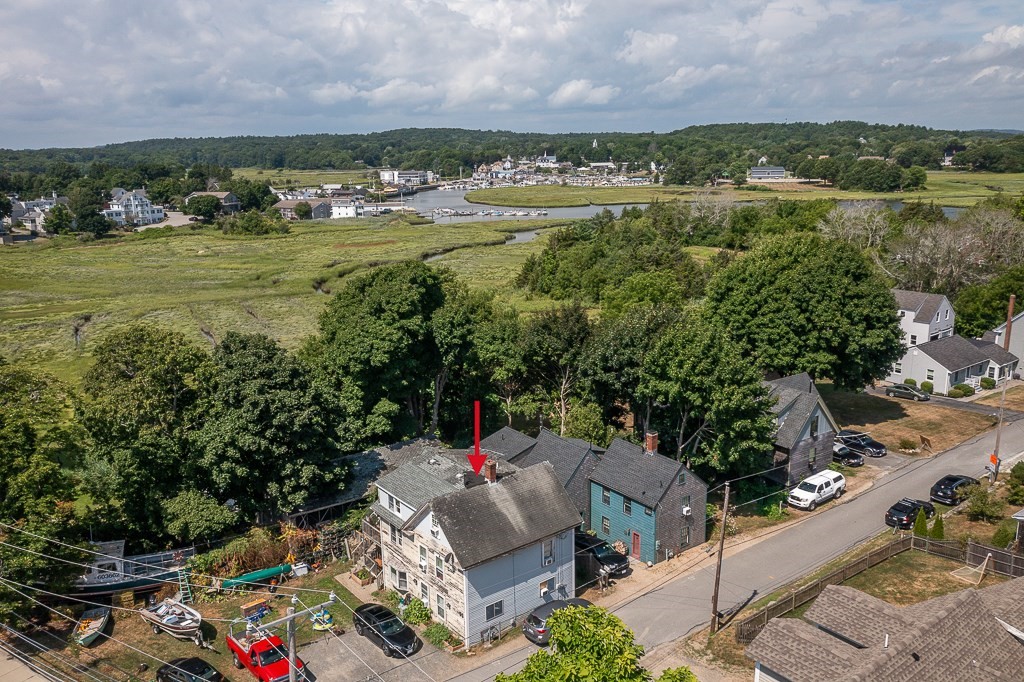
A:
<box><xmin>139</xmin><ymin>598</ymin><xmax>204</xmax><ymax>645</ymax></box>
<box><xmin>72</xmin><ymin>540</ymin><xmax>195</xmax><ymax>597</ymax></box>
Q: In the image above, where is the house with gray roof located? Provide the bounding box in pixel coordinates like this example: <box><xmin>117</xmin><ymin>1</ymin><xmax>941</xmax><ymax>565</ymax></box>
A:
<box><xmin>373</xmin><ymin>449</ymin><xmax>580</xmax><ymax>645</ymax></box>
<box><xmin>479</xmin><ymin>426</ymin><xmax>537</xmax><ymax>461</ymax></box>
<box><xmin>588</xmin><ymin>433</ymin><xmax>706</xmax><ymax>564</ymax></box>
<box><xmin>746</xmin><ymin>578</ymin><xmax>1024</xmax><ymax>681</ymax></box>
<box><xmin>765</xmin><ymin>373</ymin><xmax>840</xmax><ymax>486</ymax></box>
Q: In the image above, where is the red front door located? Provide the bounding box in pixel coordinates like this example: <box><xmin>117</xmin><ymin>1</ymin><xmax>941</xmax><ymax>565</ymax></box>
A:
<box><xmin>631</xmin><ymin>532</ymin><xmax>641</xmax><ymax>559</ymax></box>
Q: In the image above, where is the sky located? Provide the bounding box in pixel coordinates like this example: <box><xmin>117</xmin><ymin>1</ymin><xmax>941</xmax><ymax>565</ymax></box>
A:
<box><xmin>1</xmin><ymin>0</ymin><xmax>1022</xmax><ymax>149</ymax></box>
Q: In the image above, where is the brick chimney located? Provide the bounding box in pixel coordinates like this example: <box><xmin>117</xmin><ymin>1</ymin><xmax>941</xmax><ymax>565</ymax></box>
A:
<box><xmin>484</xmin><ymin>458</ymin><xmax>497</xmax><ymax>484</ymax></box>
<box><xmin>644</xmin><ymin>432</ymin><xmax>659</xmax><ymax>455</ymax></box>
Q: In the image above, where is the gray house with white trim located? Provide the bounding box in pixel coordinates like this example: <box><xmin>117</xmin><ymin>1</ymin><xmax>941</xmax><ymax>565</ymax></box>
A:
<box><xmin>765</xmin><ymin>373</ymin><xmax>840</xmax><ymax>486</ymax></box>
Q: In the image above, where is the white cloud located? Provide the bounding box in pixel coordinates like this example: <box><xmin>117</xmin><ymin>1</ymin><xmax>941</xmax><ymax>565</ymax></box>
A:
<box><xmin>983</xmin><ymin>24</ymin><xmax>1024</xmax><ymax>48</ymax></box>
<box><xmin>310</xmin><ymin>82</ymin><xmax>358</xmax><ymax>104</ymax></box>
<box><xmin>616</xmin><ymin>30</ymin><xmax>678</xmax><ymax>65</ymax></box>
<box><xmin>547</xmin><ymin>80</ymin><xmax>621</xmax><ymax>107</ymax></box>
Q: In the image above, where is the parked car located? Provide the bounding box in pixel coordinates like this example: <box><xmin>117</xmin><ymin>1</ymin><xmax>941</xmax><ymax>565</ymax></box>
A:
<box><xmin>157</xmin><ymin>658</ymin><xmax>224</xmax><ymax>682</ymax></box>
<box><xmin>836</xmin><ymin>429</ymin><xmax>887</xmax><ymax>457</ymax></box>
<box><xmin>353</xmin><ymin>603</ymin><xmax>420</xmax><ymax>658</ymax></box>
<box><xmin>832</xmin><ymin>443</ymin><xmax>864</xmax><ymax>467</ymax></box>
<box><xmin>930</xmin><ymin>474</ymin><xmax>980</xmax><ymax>506</ymax></box>
<box><xmin>522</xmin><ymin>598</ymin><xmax>593</xmax><ymax>646</ymax></box>
<box><xmin>884</xmin><ymin>498</ymin><xmax>936</xmax><ymax>529</ymax></box>
<box><xmin>225</xmin><ymin>630</ymin><xmax>305</xmax><ymax>682</ymax></box>
<box><xmin>885</xmin><ymin>384</ymin><xmax>930</xmax><ymax>401</ymax></box>
<box><xmin>787</xmin><ymin>471</ymin><xmax>846</xmax><ymax>511</ymax></box>
<box><xmin>574</xmin><ymin>531</ymin><xmax>630</xmax><ymax>576</ymax></box>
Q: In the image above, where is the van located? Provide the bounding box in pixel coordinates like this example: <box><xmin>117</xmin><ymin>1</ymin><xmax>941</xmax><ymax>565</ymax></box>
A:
<box><xmin>787</xmin><ymin>471</ymin><xmax>846</xmax><ymax>510</ymax></box>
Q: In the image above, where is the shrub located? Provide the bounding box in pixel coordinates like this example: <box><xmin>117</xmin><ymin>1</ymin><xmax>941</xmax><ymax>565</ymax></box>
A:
<box><xmin>913</xmin><ymin>508</ymin><xmax>929</xmax><ymax>536</ymax></box>
<box><xmin>921</xmin><ymin>381</ymin><xmax>933</xmax><ymax>394</ymax></box>
<box><xmin>898</xmin><ymin>437</ymin><xmax>918</xmax><ymax>451</ymax></box>
<box><xmin>953</xmin><ymin>383</ymin><xmax>975</xmax><ymax>397</ymax></box>
<box><xmin>964</xmin><ymin>484</ymin><xmax>1005</xmax><ymax>523</ymax></box>
<box><xmin>980</xmin><ymin>377</ymin><xmax>996</xmax><ymax>390</ymax></box>
<box><xmin>1010</xmin><ymin>462</ymin><xmax>1024</xmax><ymax>486</ymax></box>
<box><xmin>992</xmin><ymin>518</ymin><xmax>1016</xmax><ymax>549</ymax></box>
<box><xmin>903</xmin><ymin>378</ymin><xmax>917</xmax><ymax>386</ymax></box>
<box><xmin>404</xmin><ymin>597</ymin><xmax>431</xmax><ymax>625</ymax></box>
<box><xmin>1009</xmin><ymin>483</ymin><xmax>1024</xmax><ymax>506</ymax></box>
<box><xmin>947</xmin><ymin>388</ymin><xmax>964</xmax><ymax>398</ymax></box>
<box><xmin>355</xmin><ymin>568</ymin><xmax>371</xmax><ymax>580</ymax></box>
<box><xmin>423</xmin><ymin>623</ymin><xmax>451</xmax><ymax>648</ymax></box>
<box><xmin>930</xmin><ymin>514</ymin><xmax>945</xmax><ymax>540</ymax></box>
<box><xmin>378</xmin><ymin>590</ymin><xmax>401</xmax><ymax>611</ymax></box>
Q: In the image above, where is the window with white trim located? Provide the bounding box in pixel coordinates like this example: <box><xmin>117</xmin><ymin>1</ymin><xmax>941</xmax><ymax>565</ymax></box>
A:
<box><xmin>910</xmin><ymin>334</ymin><xmax>917</xmax><ymax>346</ymax></box>
<box><xmin>602</xmin><ymin>516</ymin><xmax>610</xmax><ymax>534</ymax></box>
<box><xmin>539</xmin><ymin>577</ymin><xmax>554</xmax><ymax>597</ymax></box>
<box><xmin>390</xmin><ymin>523</ymin><xmax>402</xmax><ymax>547</ymax></box>
<box><xmin>397</xmin><ymin>570</ymin><xmax>407</xmax><ymax>591</ymax></box>
<box><xmin>486</xmin><ymin>601</ymin><xmax>503</xmax><ymax>620</ymax></box>
<box><xmin>542</xmin><ymin>539</ymin><xmax>554</xmax><ymax>565</ymax></box>
<box><xmin>926</xmin><ymin>369</ymin><xmax>934</xmax><ymax>381</ymax></box>
<box><xmin>894</xmin><ymin>362</ymin><xmax>902</xmax><ymax>374</ymax></box>
<box><xmin>623</xmin><ymin>498</ymin><xmax>632</xmax><ymax>516</ymax></box>
<box><xmin>602</xmin><ymin>487</ymin><xmax>610</xmax><ymax>505</ymax></box>
<box><xmin>436</xmin><ymin>594</ymin><xmax>445</xmax><ymax>620</ymax></box>
<box><xmin>435</xmin><ymin>555</ymin><xmax>444</xmax><ymax>580</ymax></box>
<box><xmin>420</xmin><ymin>582</ymin><xmax>429</xmax><ymax>603</ymax></box>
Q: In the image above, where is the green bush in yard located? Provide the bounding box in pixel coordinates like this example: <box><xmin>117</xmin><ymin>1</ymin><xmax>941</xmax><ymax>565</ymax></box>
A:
<box><xmin>930</xmin><ymin>514</ymin><xmax>945</xmax><ymax>540</ymax></box>
<box><xmin>903</xmin><ymin>378</ymin><xmax>917</xmax><ymax>386</ymax></box>
<box><xmin>980</xmin><ymin>377</ymin><xmax>996</xmax><ymax>390</ymax></box>
<box><xmin>964</xmin><ymin>484</ymin><xmax>1005</xmax><ymax>522</ymax></box>
<box><xmin>913</xmin><ymin>508</ymin><xmax>929</xmax><ymax>536</ymax></box>
<box><xmin>992</xmin><ymin>518</ymin><xmax>1017</xmax><ymax>549</ymax></box>
<box><xmin>898</xmin><ymin>437</ymin><xmax>918</xmax><ymax>451</ymax></box>
<box><xmin>953</xmin><ymin>383</ymin><xmax>975</xmax><ymax>396</ymax></box>
<box><xmin>1009</xmin><ymin>462</ymin><xmax>1024</xmax><ymax>486</ymax></box>
<box><xmin>947</xmin><ymin>388</ymin><xmax>964</xmax><ymax>398</ymax></box>
<box><xmin>404</xmin><ymin>597</ymin><xmax>431</xmax><ymax>625</ymax></box>
<box><xmin>423</xmin><ymin>622</ymin><xmax>452</xmax><ymax>648</ymax></box>
<box><xmin>921</xmin><ymin>381</ymin><xmax>933</xmax><ymax>394</ymax></box>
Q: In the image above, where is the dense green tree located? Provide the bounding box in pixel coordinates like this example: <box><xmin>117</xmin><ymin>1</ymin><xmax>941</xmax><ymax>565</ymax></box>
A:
<box><xmin>293</xmin><ymin>201</ymin><xmax>313</xmax><ymax>220</ymax></box>
<box><xmin>930</xmin><ymin>513</ymin><xmax>945</xmax><ymax>540</ymax></box>
<box><xmin>640</xmin><ymin>308</ymin><xmax>775</xmax><ymax>472</ymax></box>
<box><xmin>163</xmin><ymin>490</ymin><xmax>237</xmax><ymax>543</ymax></box>
<box><xmin>706</xmin><ymin>233</ymin><xmax>904</xmax><ymax>390</ymax></box>
<box><xmin>600</xmin><ymin>271</ymin><xmax>692</xmax><ymax>319</ymax></box>
<box><xmin>44</xmin><ymin>203</ymin><xmax>74</xmax><ymax>234</ymax></box>
<box><xmin>562</xmin><ymin>401</ymin><xmax>614</xmax><ymax>448</ymax></box>
<box><xmin>194</xmin><ymin>332</ymin><xmax>343</xmax><ymax>518</ymax></box>
<box><xmin>495</xmin><ymin>606</ymin><xmax>696</xmax><ymax>682</ymax></box>
<box><xmin>474</xmin><ymin>306</ymin><xmax>534</xmax><ymax>425</ymax></box>
<box><xmin>184</xmin><ymin>194</ymin><xmax>222</xmax><ymax>221</ymax></box>
<box><xmin>67</xmin><ymin>180</ymin><xmax>113</xmax><ymax>235</ymax></box>
<box><xmin>0</xmin><ymin>194</ymin><xmax>11</xmax><ymax>223</ymax></box>
<box><xmin>219</xmin><ymin>209</ymin><xmax>289</xmax><ymax>235</ymax></box>
<box><xmin>954</xmin><ymin>265</ymin><xmax>1024</xmax><ymax>338</ymax></box>
<box><xmin>913</xmin><ymin>508</ymin><xmax>928</xmax><ymax>536</ymax></box>
<box><xmin>522</xmin><ymin>302</ymin><xmax>592</xmax><ymax>435</ymax></box>
<box><xmin>222</xmin><ymin>177</ymin><xmax>275</xmax><ymax>211</ymax></box>
<box><xmin>901</xmin><ymin>165</ymin><xmax>928</xmax><ymax>190</ymax></box>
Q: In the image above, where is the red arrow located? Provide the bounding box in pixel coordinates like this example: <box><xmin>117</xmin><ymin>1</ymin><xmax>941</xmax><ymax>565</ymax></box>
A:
<box><xmin>467</xmin><ymin>400</ymin><xmax>487</xmax><ymax>475</ymax></box>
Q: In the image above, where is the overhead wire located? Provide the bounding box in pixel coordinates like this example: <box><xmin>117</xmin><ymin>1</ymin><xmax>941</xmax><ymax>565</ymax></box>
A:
<box><xmin>6</xmin><ymin>610</ymin><xmax>138</xmax><ymax>682</ymax></box>
<box><xmin>0</xmin><ymin>624</ymin><xmax>119</xmax><ymax>682</ymax></box>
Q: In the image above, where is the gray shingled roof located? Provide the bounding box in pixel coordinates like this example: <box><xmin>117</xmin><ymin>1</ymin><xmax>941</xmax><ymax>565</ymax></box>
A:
<box><xmin>589</xmin><ymin>438</ymin><xmax>691</xmax><ymax>507</ymax></box>
<box><xmin>765</xmin><ymin>373</ymin><xmax>838</xmax><ymax>451</ymax></box>
<box><xmin>479</xmin><ymin>426</ymin><xmax>536</xmax><ymax>461</ymax></box>
<box><xmin>514</xmin><ymin>428</ymin><xmax>595</xmax><ymax>489</ymax></box>
<box><xmin>892</xmin><ymin>289</ymin><xmax>947</xmax><ymax>324</ymax></box>
<box><xmin>969</xmin><ymin>338</ymin><xmax>1019</xmax><ymax>366</ymax></box>
<box><xmin>917</xmin><ymin>335</ymin><xmax>992</xmax><ymax>372</ymax></box>
<box><xmin>747</xmin><ymin>579</ymin><xmax>1024</xmax><ymax>682</ymax></box>
<box><xmin>431</xmin><ymin>462</ymin><xmax>581</xmax><ymax>569</ymax></box>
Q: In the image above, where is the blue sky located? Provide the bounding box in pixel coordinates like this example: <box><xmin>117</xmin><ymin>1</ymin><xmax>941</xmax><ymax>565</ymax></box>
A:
<box><xmin>1</xmin><ymin>0</ymin><xmax>1022</xmax><ymax>149</ymax></box>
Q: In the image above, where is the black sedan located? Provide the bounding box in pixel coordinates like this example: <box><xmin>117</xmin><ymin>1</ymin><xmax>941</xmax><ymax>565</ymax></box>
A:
<box><xmin>884</xmin><ymin>498</ymin><xmax>936</xmax><ymax>529</ymax></box>
<box><xmin>353</xmin><ymin>603</ymin><xmax>421</xmax><ymax>657</ymax></box>
<box><xmin>930</xmin><ymin>474</ymin><xmax>979</xmax><ymax>506</ymax></box>
<box><xmin>157</xmin><ymin>658</ymin><xmax>224</xmax><ymax>682</ymax></box>
<box><xmin>575</xmin><ymin>531</ymin><xmax>630</xmax><ymax>576</ymax></box>
<box><xmin>832</xmin><ymin>444</ymin><xmax>864</xmax><ymax>467</ymax></box>
<box><xmin>886</xmin><ymin>384</ymin><xmax>930</xmax><ymax>401</ymax></box>
<box><xmin>522</xmin><ymin>598</ymin><xmax>593</xmax><ymax>646</ymax></box>
<box><xmin>837</xmin><ymin>429</ymin><xmax>887</xmax><ymax>457</ymax></box>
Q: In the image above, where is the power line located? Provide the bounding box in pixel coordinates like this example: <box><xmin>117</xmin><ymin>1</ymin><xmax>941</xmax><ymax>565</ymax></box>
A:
<box><xmin>0</xmin><ymin>634</ymin><xmax>78</xmax><ymax>682</ymax></box>
<box><xmin>0</xmin><ymin>624</ymin><xmax>120</xmax><ymax>682</ymax></box>
<box><xmin>6</xmin><ymin>610</ymin><xmax>138</xmax><ymax>682</ymax></box>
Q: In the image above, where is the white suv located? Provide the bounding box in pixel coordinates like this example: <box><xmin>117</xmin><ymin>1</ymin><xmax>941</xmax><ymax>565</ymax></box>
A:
<box><xmin>788</xmin><ymin>471</ymin><xmax>846</xmax><ymax>510</ymax></box>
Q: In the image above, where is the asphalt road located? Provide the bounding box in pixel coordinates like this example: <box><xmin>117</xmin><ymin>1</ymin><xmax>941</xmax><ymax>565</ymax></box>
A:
<box><xmin>448</xmin><ymin>418</ymin><xmax>1024</xmax><ymax>681</ymax></box>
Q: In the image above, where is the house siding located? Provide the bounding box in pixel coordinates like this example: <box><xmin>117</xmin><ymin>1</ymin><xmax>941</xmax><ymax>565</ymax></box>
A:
<box><xmin>565</xmin><ymin>455</ymin><xmax>599</xmax><ymax>530</ymax></box>
<box><xmin>463</xmin><ymin>532</ymin><xmax>574</xmax><ymax>645</ymax></box>
<box><xmin>654</xmin><ymin>471</ymin><xmax>708</xmax><ymax>562</ymax></box>
<box><xmin>589</xmin><ymin>482</ymin><xmax>657</xmax><ymax>564</ymax></box>
<box><xmin>786</xmin><ymin>432</ymin><xmax>835</xmax><ymax>485</ymax></box>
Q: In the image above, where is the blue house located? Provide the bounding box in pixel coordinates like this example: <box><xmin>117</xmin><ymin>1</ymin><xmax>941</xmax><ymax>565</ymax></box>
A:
<box><xmin>588</xmin><ymin>434</ymin><xmax>707</xmax><ymax>564</ymax></box>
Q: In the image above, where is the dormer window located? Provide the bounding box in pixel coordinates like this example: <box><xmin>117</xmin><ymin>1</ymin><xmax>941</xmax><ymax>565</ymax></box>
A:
<box><xmin>810</xmin><ymin>415</ymin><xmax>819</xmax><ymax>439</ymax></box>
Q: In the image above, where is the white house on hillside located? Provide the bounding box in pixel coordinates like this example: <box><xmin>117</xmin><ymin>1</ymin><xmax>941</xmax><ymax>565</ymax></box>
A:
<box><xmin>105</xmin><ymin>188</ymin><xmax>164</xmax><ymax>226</ymax></box>
<box><xmin>373</xmin><ymin>447</ymin><xmax>580</xmax><ymax>646</ymax></box>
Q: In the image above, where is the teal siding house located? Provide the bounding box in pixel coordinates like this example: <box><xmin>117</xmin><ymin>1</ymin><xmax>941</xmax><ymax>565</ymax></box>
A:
<box><xmin>588</xmin><ymin>434</ymin><xmax>707</xmax><ymax>565</ymax></box>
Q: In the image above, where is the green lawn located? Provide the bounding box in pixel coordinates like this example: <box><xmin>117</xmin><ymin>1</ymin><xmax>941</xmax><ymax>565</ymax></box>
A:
<box><xmin>232</xmin><ymin>167</ymin><xmax>371</xmax><ymax>187</ymax></box>
<box><xmin>0</xmin><ymin>217</ymin><xmax>562</xmax><ymax>383</ymax></box>
<box><xmin>467</xmin><ymin>171</ymin><xmax>1024</xmax><ymax>208</ymax></box>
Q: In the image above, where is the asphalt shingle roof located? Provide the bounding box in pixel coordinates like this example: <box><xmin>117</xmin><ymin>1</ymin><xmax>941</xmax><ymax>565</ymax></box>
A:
<box><xmin>917</xmin><ymin>335</ymin><xmax>992</xmax><ymax>372</ymax></box>
<box><xmin>479</xmin><ymin>426</ymin><xmax>536</xmax><ymax>460</ymax></box>
<box><xmin>514</xmin><ymin>428</ymin><xmax>595</xmax><ymax>489</ymax></box>
<box><xmin>805</xmin><ymin>585</ymin><xmax>906</xmax><ymax>648</ymax></box>
<box><xmin>969</xmin><ymin>338</ymin><xmax>1019</xmax><ymax>366</ymax></box>
<box><xmin>431</xmin><ymin>462</ymin><xmax>581</xmax><ymax>569</ymax></box>
<box><xmin>374</xmin><ymin>446</ymin><xmax>517</xmax><ymax>511</ymax></box>
<box><xmin>765</xmin><ymin>373</ymin><xmax>837</xmax><ymax>451</ymax></box>
<box><xmin>892</xmin><ymin>289</ymin><xmax>947</xmax><ymax>324</ymax></box>
<box><xmin>589</xmin><ymin>438</ymin><xmax>687</xmax><ymax>508</ymax></box>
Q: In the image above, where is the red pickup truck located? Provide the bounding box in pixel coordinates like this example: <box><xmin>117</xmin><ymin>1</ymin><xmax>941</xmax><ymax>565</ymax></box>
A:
<box><xmin>226</xmin><ymin>630</ymin><xmax>306</xmax><ymax>682</ymax></box>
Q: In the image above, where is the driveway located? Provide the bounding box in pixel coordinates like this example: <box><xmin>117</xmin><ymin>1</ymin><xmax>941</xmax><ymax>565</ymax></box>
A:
<box><xmin>450</xmin><ymin>419</ymin><xmax>1024</xmax><ymax>681</ymax></box>
<box><xmin>866</xmin><ymin>385</ymin><xmax>1024</xmax><ymax>422</ymax></box>
<box><xmin>301</xmin><ymin>628</ymin><xmax>447</xmax><ymax>682</ymax></box>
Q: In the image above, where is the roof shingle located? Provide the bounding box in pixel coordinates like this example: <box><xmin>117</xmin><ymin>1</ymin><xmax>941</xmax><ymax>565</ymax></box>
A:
<box><xmin>892</xmin><ymin>289</ymin><xmax>947</xmax><ymax>324</ymax></box>
<box><xmin>589</xmin><ymin>438</ymin><xmax>695</xmax><ymax>507</ymax></box>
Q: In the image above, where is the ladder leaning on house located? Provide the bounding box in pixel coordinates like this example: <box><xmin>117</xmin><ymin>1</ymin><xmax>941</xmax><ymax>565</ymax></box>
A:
<box><xmin>176</xmin><ymin>568</ymin><xmax>194</xmax><ymax>604</ymax></box>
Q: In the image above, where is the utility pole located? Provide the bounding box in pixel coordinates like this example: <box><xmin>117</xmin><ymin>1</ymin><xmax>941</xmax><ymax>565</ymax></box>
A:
<box><xmin>257</xmin><ymin>593</ymin><xmax>336</xmax><ymax>682</ymax></box>
<box><xmin>710</xmin><ymin>482</ymin><xmax>731</xmax><ymax>634</ymax></box>
<box><xmin>991</xmin><ymin>295</ymin><xmax>1016</xmax><ymax>482</ymax></box>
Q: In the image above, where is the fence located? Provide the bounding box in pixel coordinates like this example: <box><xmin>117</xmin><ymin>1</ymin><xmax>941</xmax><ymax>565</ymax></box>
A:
<box><xmin>968</xmin><ymin>539</ymin><xmax>1024</xmax><ymax>578</ymax></box>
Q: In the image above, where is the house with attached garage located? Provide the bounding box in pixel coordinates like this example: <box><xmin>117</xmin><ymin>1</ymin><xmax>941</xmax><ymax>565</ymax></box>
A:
<box><xmin>588</xmin><ymin>433</ymin><xmax>707</xmax><ymax>565</ymax></box>
<box><xmin>372</xmin><ymin>449</ymin><xmax>580</xmax><ymax>645</ymax></box>
<box><xmin>764</xmin><ymin>373</ymin><xmax>840</xmax><ymax>486</ymax></box>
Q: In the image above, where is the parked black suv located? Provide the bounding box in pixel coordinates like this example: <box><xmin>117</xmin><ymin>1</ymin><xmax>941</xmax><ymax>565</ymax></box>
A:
<box><xmin>884</xmin><ymin>498</ymin><xmax>936</xmax><ymax>529</ymax></box>
<box><xmin>574</xmin><ymin>531</ymin><xmax>630</xmax><ymax>576</ymax></box>
<box><xmin>156</xmin><ymin>658</ymin><xmax>224</xmax><ymax>682</ymax></box>
<box><xmin>353</xmin><ymin>604</ymin><xmax>421</xmax><ymax>658</ymax></box>
<box><xmin>832</xmin><ymin>443</ymin><xmax>864</xmax><ymax>467</ymax></box>
<box><xmin>930</xmin><ymin>474</ymin><xmax>979</xmax><ymax>506</ymax></box>
<box><xmin>836</xmin><ymin>429</ymin><xmax>887</xmax><ymax>457</ymax></box>
<box><xmin>886</xmin><ymin>384</ymin><xmax>930</xmax><ymax>401</ymax></box>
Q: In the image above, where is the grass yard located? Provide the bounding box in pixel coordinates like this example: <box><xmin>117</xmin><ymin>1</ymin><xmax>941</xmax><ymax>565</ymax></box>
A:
<box><xmin>231</xmin><ymin>167</ymin><xmax>370</xmax><ymax>187</ymax></box>
<box><xmin>0</xmin><ymin>217</ymin><xmax>562</xmax><ymax>383</ymax></box>
<box><xmin>21</xmin><ymin>568</ymin><xmax>362</xmax><ymax>682</ymax></box>
<box><xmin>467</xmin><ymin>171</ymin><xmax>1024</xmax><ymax>208</ymax></box>
<box><xmin>976</xmin><ymin>385</ymin><xmax>1024</xmax><ymax>412</ymax></box>
<box><xmin>819</xmin><ymin>384</ymin><xmax>996</xmax><ymax>454</ymax></box>
<box><xmin>842</xmin><ymin>549</ymin><xmax>1004</xmax><ymax>604</ymax></box>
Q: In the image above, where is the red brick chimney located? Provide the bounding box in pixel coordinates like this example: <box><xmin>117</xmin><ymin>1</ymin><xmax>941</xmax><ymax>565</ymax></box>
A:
<box><xmin>484</xmin><ymin>458</ymin><xmax>497</xmax><ymax>484</ymax></box>
<box><xmin>644</xmin><ymin>432</ymin><xmax>659</xmax><ymax>455</ymax></box>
